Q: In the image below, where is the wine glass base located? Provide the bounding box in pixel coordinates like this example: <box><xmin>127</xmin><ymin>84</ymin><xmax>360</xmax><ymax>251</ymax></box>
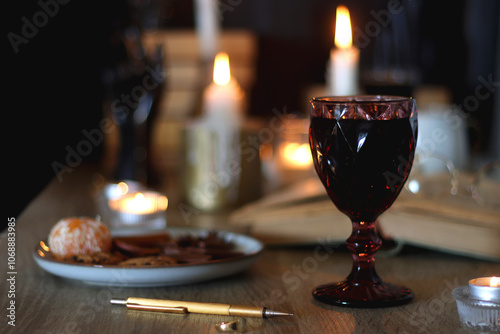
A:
<box><xmin>313</xmin><ymin>280</ymin><xmax>414</xmax><ymax>308</ymax></box>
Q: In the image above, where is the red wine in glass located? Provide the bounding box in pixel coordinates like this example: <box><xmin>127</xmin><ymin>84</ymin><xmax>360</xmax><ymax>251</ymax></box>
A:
<box><xmin>309</xmin><ymin>96</ymin><xmax>417</xmax><ymax>308</ymax></box>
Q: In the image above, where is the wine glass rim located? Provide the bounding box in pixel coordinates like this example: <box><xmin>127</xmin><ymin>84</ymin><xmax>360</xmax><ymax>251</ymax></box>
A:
<box><xmin>311</xmin><ymin>95</ymin><xmax>413</xmax><ymax>104</ymax></box>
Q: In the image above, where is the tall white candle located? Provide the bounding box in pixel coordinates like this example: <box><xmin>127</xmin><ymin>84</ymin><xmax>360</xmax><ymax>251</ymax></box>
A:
<box><xmin>194</xmin><ymin>0</ymin><xmax>220</xmax><ymax>62</ymax></box>
<box><xmin>202</xmin><ymin>52</ymin><xmax>244</xmax><ymax>123</ymax></box>
<box><xmin>202</xmin><ymin>52</ymin><xmax>244</xmax><ymax>174</ymax></box>
<box><xmin>186</xmin><ymin>52</ymin><xmax>245</xmax><ymax>210</ymax></box>
<box><xmin>327</xmin><ymin>6</ymin><xmax>360</xmax><ymax>96</ymax></box>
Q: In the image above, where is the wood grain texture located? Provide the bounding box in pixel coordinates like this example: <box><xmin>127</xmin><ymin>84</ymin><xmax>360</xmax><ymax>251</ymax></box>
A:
<box><xmin>2</xmin><ymin>165</ymin><xmax>498</xmax><ymax>334</ymax></box>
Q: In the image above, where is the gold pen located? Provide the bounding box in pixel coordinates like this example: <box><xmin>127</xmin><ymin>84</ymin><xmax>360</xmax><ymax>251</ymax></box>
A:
<box><xmin>110</xmin><ymin>297</ymin><xmax>293</xmax><ymax>318</ymax></box>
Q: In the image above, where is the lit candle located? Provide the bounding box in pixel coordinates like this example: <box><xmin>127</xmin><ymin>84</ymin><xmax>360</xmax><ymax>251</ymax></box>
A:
<box><xmin>280</xmin><ymin>142</ymin><xmax>313</xmax><ymax>170</ymax></box>
<box><xmin>468</xmin><ymin>277</ymin><xmax>500</xmax><ymax>303</ymax></box>
<box><xmin>200</xmin><ymin>51</ymin><xmax>244</xmax><ymax>180</ymax></box>
<box><xmin>202</xmin><ymin>52</ymin><xmax>244</xmax><ymax>121</ymax></box>
<box><xmin>103</xmin><ymin>186</ymin><xmax>168</xmax><ymax>230</ymax></box>
<box><xmin>110</xmin><ymin>191</ymin><xmax>168</xmax><ymax>215</ymax></box>
<box><xmin>185</xmin><ymin>52</ymin><xmax>245</xmax><ymax>211</ymax></box>
<box><xmin>202</xmin><ymin>52</ymin><xmax>244</xmax><ymax>173</ymax></box>
<box><xmin>327</xmin><ymin>6</ymin><xmax>360</xmax><ymax>96</ymax></box>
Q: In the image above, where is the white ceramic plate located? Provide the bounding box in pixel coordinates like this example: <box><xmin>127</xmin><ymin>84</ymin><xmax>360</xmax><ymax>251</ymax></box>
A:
<box><xmin>33</xmin><ymin>227</ymin><xmax>263</xmax><ymax>287</ymax></box>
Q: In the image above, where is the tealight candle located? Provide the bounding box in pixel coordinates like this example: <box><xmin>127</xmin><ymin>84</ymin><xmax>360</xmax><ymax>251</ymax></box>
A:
<box><xmin>469</xmin><ymin>277</ymin><xmax>500</xmax><ymax>303</ymax></box>
<box><xmin>452</xmin><ymin>277</ymin><xmax>500</xmax><ymax>331</ymax></box>
<box><xmin>280</xmin><ymin>142</ymin><xmax>313</xmax><ymax>170</ymax></box>
<box><xmin>272</xmin><ymin>116</ymin><xmax>314</xmax><ymax>187</ymax></box>
<box><xmin>108</xmin><ymin>191</ymin><xmax>168</xmax><ymax>229</ymax></box>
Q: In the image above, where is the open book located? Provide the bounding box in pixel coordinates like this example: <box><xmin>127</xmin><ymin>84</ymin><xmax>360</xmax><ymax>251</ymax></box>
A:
<box><xmin>229</xmin><ymin>175</ymin><xmax>500</xmax><ymax>261</ymax></box>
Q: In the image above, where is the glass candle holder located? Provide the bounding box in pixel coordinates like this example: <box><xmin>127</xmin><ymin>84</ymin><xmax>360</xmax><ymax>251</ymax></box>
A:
<box><xmin>275</xmin><ymin>115</ymin><xmax>314</xmax><ymax>186</ymax></box>
<box><xmin>93</xmin><ymin>180</ymin><xmax>144</xmax><ymax>224</ymax></box>
<box><xmin>452</xmin><ymin>285</ymin><xmax>500</xmax><ymax>332</ymax></box>
<box><xmin>108</xmin><ymin>190</ymin><xmax>168</xmax><ymax>231</ymax></box>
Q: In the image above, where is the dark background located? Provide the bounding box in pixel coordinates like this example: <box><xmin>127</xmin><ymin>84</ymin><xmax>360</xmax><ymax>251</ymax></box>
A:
<box><xmin>5</xmin><ymin>0</ymin><xmax>499</xmax><ymax>225</ymax></box>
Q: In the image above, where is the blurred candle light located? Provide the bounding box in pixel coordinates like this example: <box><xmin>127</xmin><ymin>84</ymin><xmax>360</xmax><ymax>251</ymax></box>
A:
<box><xmin>203</xmin><ymin>52</ymin><xmax>244</xmax><ymax>119</ymax></box>
<box><xmin>109</xmin><ymin>191</ymin><xmax>168</xmax><ymax>228</ymax></box>
<box><xmin>213</xmin><ymin>52</ymin><xmax>231</xmax><ymax>85</ymax></box>
<box><xmin>116</xmin><ymin>182</ymin><xmax>129</xmax><ymax>196</ymax></box>
<box><xmin>118</xmin><ymin>193</ymin><xmax>155</xmax><ymax>214</ymax></box>
<box><xmin>327</xmin><ymin>5</ymin><xmax>359</xmax><ymax>96</ymax></box>
<box><xmin>185</xmin><ymin>52</ymin><xmax>245</xmax><ymax>211</ymax></box>
<box><xmin>110</xmin><ymin>191</ymin><xmax>168</xmax><ymax>215</ymax></box>
<box><xmin>270</xmin><ymin>116</ymin><xmax>314</xmax><ymax>188</ymax></box>
<box><xmin>281</xmin><ymin>142</ymin><xmax>313</xmax><ymax>170</ymax></box>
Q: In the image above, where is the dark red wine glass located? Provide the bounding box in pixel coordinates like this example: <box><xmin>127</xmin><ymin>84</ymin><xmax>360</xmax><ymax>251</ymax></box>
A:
<box><xmin>309</xmin><ymin>96</ymin><xmax>418</xmax><ymax>308</ymax></box>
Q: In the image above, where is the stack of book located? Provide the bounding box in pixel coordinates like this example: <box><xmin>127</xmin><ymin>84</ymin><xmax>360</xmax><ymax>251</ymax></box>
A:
<box><xmin>229</xmin><ymin>174</ymin><xmax>500</xmax><ymax>261</ymax></box>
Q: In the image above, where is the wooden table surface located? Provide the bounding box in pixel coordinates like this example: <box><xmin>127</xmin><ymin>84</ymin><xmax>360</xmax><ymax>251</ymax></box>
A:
<box><xmin>2</xmin><ymin>165</ymin><xmax>499</xmax><ymax>334</ymax></box>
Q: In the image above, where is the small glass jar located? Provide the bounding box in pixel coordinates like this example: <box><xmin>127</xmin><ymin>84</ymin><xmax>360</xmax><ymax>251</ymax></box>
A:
<box><xmin>452</xmin><ymin>285</ymin><xmax>500</xmax><ymax>332</ymax></box>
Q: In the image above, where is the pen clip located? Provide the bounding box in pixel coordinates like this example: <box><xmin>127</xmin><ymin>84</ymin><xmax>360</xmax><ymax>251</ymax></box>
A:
<box><xmin>128</xmin><ymin>304</ymin><xmax>188</xmax><ymax>314</ymax></box>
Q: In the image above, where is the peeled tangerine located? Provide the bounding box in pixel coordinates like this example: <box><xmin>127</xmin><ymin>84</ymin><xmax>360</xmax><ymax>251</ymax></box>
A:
<box><xmin>48</xmin><ymin>217</ymin><xmax>112</xmax><ymax>260</ymax></box>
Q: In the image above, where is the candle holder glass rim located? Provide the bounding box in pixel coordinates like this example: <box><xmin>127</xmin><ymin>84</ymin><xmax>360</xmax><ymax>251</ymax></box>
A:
<box><xmin>310</xmin><ymin>95</ymin><xmax>413</xmax><ymax>104</ymax></box>
<box><xmin>469</xmin><ymin>277</ymin><xmax>500</xmax><ymax>288</ymax></box>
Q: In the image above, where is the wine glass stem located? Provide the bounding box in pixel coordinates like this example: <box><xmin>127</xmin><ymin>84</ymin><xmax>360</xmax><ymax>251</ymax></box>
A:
<box><xmin>345</xmin><ymin>221</ymin><xmax>382</xmax><ymax>284</ymax></box>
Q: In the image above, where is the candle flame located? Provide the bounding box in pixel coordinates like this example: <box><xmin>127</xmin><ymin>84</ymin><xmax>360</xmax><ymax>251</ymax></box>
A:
<box><xmin>491</xmin><ymin>277</ymin><xmax>499</xmax><ymax>287</ymax></box>
<box><xmin>335</xmin><ymin>5</ymin><xmax>353</xmax><ymax>49</ymax></box>
<box><xmin>213</xmin><ymin>52</ymin><xmax>231</xmax><ymax>86</ymax></box>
